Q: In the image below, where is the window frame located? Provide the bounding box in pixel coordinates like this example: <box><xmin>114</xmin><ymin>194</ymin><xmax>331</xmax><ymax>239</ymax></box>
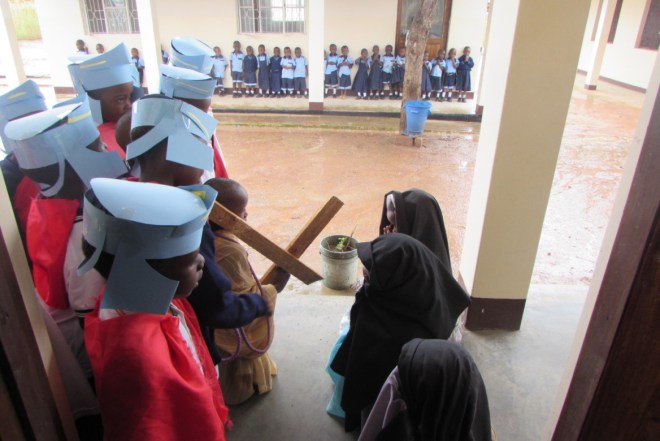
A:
<box><xmin>237</xmin><ymin>0</ymin><xmax>306</xmax><ymax>35</ymax></box>
<box><xmin>81</xmin><ymin>0</ymin><xmax>140</xmax><ymax>35</ymax></box>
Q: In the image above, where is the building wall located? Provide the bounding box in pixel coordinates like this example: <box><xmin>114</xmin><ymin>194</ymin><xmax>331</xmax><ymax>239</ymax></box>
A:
<box><xmin>577</xmin><ymin>0</ymin><xmax>657</xmax><ymax>89</ymax></box>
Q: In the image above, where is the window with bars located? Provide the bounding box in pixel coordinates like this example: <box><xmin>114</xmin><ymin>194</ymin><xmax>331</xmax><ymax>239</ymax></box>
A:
<box><xmin>83</xmin><ymin>0</ymin><xmax>140</xmax><ymax>34</ymax></box>
<box><xmin>238</xmin><ymin>0</ymin><xmax>305</xmax><ymax>34</ymax></box>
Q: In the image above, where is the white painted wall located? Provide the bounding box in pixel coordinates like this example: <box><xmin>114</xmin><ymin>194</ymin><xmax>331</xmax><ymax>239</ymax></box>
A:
<box><xmin>34</xmin><ymin>0</ymin><xmax>142</xmax><ymax>89</ymax></box>
<box><xmin>447</xmin><ymin>0</ymin><xmax>488</xmax><ymax>68</ymax></box>
<box><xmin>578</xmin><ymin>0</ymin><xmax>657</xmax><ymax>89</ymax></box>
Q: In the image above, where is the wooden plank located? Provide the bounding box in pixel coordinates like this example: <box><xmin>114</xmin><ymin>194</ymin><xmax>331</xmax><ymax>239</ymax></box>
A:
<box><xmin>209</xmin><ymin>202</ymin><xmax>323</xmax><ymax>285</ymax></box>
<box><xmin>261</xmin><ymin>196</ymin><xmax>344</xmax><ymax>285</ymax></box>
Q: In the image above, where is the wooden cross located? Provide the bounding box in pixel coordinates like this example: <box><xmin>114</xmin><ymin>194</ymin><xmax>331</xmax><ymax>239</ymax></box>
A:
<box><xmin>209</xmin><ymin>196</ymin><xmax>344</xmax><ymax>285</ymax></box>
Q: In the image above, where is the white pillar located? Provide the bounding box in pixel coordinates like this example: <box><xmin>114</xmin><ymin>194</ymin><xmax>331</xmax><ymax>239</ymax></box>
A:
<box><xmin>135</xmin><ymin>0</ymin><xmax>162</xmax><ymax>93</ymax></box>
<box><xmin>307</xmin><ymin>0</ymin><xmax>324</xmax><ymax>111</ymax></box>
<box><xmin>0</xmin><ymin>0</ymin><xmax>27</xmax><ymax>87</ymax></box>
<box><xmin>474</xmin><ymin>0</ymin><xmax>494</xmax><ymax>114</ymax></box>
<box><xmin>459</xmin><ymin>0</ymin><xmax>591</xmax><ymax>330</ymax></box>
<box><xmin>584</xmin><ymin>0</ymin><xmax>617</xmax><ymax>89</ymax></box>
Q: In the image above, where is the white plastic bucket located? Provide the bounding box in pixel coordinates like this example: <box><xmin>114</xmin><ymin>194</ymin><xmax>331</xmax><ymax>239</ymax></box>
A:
<box><xmin>320</xmin><ymin>235</ymin><xmax>359</xmax><ymax>290</ymax></box>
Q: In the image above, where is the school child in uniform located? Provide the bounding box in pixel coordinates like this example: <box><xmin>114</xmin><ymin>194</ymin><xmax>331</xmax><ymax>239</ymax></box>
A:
<box><xmin>205</xmin><ymin>178</ymin><xmax>290</xmax><ymax>405</ymax></box>
<box><xmin>269</xmin><ymin>47</ymin><xmax>283</xmax><ymax>98</ymax></box>
<box><xmin>352</xmin><ymin>49</ymin><xmax>370</xmax><ymax>99</ymax></box>
<box><xmin>67</xmin><ymin>43</ymin><xmax>142</xmax><ymax>158</ymax></box>
<box><xmin>293</xmin><ymin>47</ymin><xmax>308</xmax><ymax>97</ymax></box>
<box><xmin>456</xmin><ymin>46</ymin><xmax>475</xmax><ymax>103</ymax></box>
<box><xmin>211</xmin><ymin>47</ymin><xmax>228</xmax><ymax>96</ymax></box>
<box><xmin>158</xmin><ymin>64</ymin><xmax>229</xmax><ymax>180</ymax></box>
<box><xmin>421</xmin><ymin>52</ymin><xmax>433</xmax><ymax>100</ymax></box>
<box><xmin>325</xmin><ymin>44</ymin><xmax>340</xmax><ymax>98</ymax></box>
<box><xmin>4</xmin><ymin>100</ymin><xmax>128</xmax><ymax>379</ymax></box>
<box><xmin>280</xmin><ymin>47</ymin><xmax>296</xmax><ymax>97</ymax></box>
<box><xmin>256</xmin><ymin>45</ymin><xmax>270</xmax><ymax>97</ymax></box>
<box><xmin>443</xmin><ymin>48</ymin><xmax>459</xmax><ymax>102</ymax></box>
<box><xmin>171</xmin><ymin>37</ymin><xmax>215</xmax><ymax>75</ymax></box>
<box><xmin>337</xmin><ymin>45</ymin><xmax>354</xmax><ymax>99</ymax></box>
<box><xmin>96</xmin><ymin>44</ymin><xmax>105</xmax><ymax>54</ymax></box>
<box><xmin>368</xmin><ymin>45</ymin><xmax>384</xmax><ymax>100</ymax></box>
<box><xmin>230</xmin><ymin>41</ymin><xmax>245</xmax><ymax>98</ymax></box>
<box><xmin>391</xmin><ymin>46</ymin><xmax>406</xmax><ymax>99</ymax></box>
<box><xmin>80</xmin><ymin>178</ymin><xmax>230</xmax><ymax>441</ymax></box>
<box><xmin>127</xmin><ymin>95</ymin><xmax>274</xmax><ymax>365</ymax></box>
<box><xmin>431</xmin><ymin>49</ymin><xmax>446</xmax><ymax>101</ymax></box>
<box><xmin>242</xmin><ymin>46</ymin><xmax>258</xmax><ymax>97</ymax></box>
<box><xmin>381</xmin><ymin>45</ymin><xmax>396</xmax><ymax>98</ymax></box>
<box><xmin>74</xmin><ymin>39</ymin><xmax>88</xmax><ymax>55</ymax></box>
<box><xmin>161</xmin><ymin>46</ymin><xmax>170</xmax><ymax>65</ymax></box>
<box><xmin>130</xmin><ymin>48</ymin><xmax>145</xmax><ymax>86</ymax></box>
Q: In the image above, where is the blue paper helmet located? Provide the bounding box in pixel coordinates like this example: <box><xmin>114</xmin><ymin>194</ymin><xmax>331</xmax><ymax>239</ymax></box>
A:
<box><xmin>127</xmin><ymin>94</ymin><xmax>216</xmax><ymax>172</ymax></box>
<box><xmin>67</xmin><ymin>43</ymin><xmax>142</xmax><ymax>124</ymax></box>
<box><xmin>171</xmin><ymin>37</ymin><xmax>215</xmax><ymax>74</ymax></box>
<box><xmin>0</xmin><ymin>80</ymin><xmax>47</xmax><ymax>152</ymax></box>
<box><xmin>79</xmin><ymin>178</ymin><xmax>217</xmax><ymax>314</ymax></box>
<box><xmin>4</xmin><ymin>100</ymin><xmax>128</xmax><ymax>197</ymax></box>
<box><xmin>160</xmin><ymin>64</ymin><xmax>215</xmax><ymax>100</ymax></box>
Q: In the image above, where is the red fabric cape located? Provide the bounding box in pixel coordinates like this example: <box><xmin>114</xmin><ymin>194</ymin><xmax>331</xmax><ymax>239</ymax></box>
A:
<box><xmin>98</xmin><ymin>122</ymin><xmax>126</xmax><ymax>160</ymax></box>
<box><xmin>13</xmin><ymin>176</ymin><xmax>39</xmax><ymax>237</ymax></box>
<box><xmin>212</xmin><ymin>135</ymin><xmax>229</xmax><ymax>178</ymax></box>
<box><xmin>85</xmin><ymin>297</ymin><xmax>230</xmax><ymax>441</ymax></box>
<box><xmin>27</xmin><ymin>198</ymin><xmax>79</xmax><ymax>309</ymax></box>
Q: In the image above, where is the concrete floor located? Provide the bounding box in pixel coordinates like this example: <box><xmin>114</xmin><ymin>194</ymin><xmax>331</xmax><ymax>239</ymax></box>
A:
<box><xmin>219</xmin><ymin>76</ymin><xmax>643</xmax><ymax>441</ymax></box>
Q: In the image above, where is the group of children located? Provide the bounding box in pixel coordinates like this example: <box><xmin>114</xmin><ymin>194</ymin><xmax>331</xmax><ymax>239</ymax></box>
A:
<box><xmin>205</xmin><ymin>41</ymin><xmax>475</xmax><ymax>102</ymax></box>
<box><xmin>3</xmin><ymin>37</ymin><xmax>294</xmax><ymax>440</ymax></box>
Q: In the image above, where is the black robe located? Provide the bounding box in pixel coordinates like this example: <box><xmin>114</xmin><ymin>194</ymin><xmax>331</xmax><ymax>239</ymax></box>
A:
<box><xmin>331</xmin><ymin>234</ymin><xmax>470</xmax><ymax>431</ymax></box>
<box><xmin>380</xmin><ymin>189</ymin><xmax>452</xmax><ymax>271</ymax></box>
<box><xmin>377</xmin><ymin>339</ymin><xmax>492</xmax><ymax>441</ymax></box>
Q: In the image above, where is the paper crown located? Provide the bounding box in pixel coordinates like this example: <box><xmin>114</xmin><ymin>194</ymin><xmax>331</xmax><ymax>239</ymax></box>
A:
<box><xmin>0</xmin><ymin>80</ymin><xmax>47</xmax><ymax>152</ymax></box>
<box><xmin>160</xmin><ymin>64</ymin><xmax>215</xmax><ymax>100</ymax></box>
<box><xmin>171</xmin><ymin>37</ymin><xmax>215</xmax><ymax>74</ymax></box>
<box><xmin>5</xmin><ymin>100</ymin><xmax>128</xmax><ymax>197</ymax></box>
<box><xmin>68</xmin><ymin>43</ymin><xmax>142</xmax><ymax>124</ymax></box>
<box><xmin>126</xmin><ymin>94</ymin><xmax>216</xmax><ymax>172</ymax></box>
<box><xmin>79</xmin><ymin>178</ymin><xmax>217</xmax><ymax>314</ymax></box>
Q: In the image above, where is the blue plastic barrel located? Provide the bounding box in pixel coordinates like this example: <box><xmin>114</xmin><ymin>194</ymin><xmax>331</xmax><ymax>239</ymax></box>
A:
<box><xmin>403</xmin><ymin>100</ymin><xmax>432</xmax><ymax>137</ymax></box>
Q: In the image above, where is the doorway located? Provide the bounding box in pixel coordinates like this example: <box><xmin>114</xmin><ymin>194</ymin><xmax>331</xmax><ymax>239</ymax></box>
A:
<box><xmin>395</xmin><ymin>0</ymin><xmax>453</xmax><ymax>55</ymax></box>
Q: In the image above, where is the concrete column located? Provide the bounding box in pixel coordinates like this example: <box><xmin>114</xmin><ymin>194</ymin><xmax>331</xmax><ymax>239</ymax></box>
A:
<box><xmin>307</xmin><ymin>0</ymin><xmax>324</xmax><ymax>111</ymax></box>
<box><xmin>135</xmin><ymin>0</ymin><xmax>162</xmax><ymax>93</ymax></box>
<box><xmin>474</xmin><ymin>0</ymin><xmax>494</xmax><ymax>115</ymax></box>
<box><xmin>459</xmin><ymin>0</ymin><xmax>591</xmax><ymax>330</ymax></box>
<box><xmin>585</xmin><ymin>0</ymin><xmax>617</xmax><ymax>90</ymax></box>
<box><xmin>0</xmin><ymin>0</ymin><xmax>27</xmax><ymax>87</ymax></box>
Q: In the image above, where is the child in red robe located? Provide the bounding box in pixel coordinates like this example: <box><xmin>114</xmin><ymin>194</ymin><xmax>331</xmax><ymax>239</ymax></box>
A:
<box><xmin>80</xmin><ymin>178</ymin><xmax>230</xmax><ymax>441</ymax></box>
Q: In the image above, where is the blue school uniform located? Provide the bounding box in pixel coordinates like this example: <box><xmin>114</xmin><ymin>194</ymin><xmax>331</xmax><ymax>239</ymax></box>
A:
<box><xmin>257</xmin><ymin>54</ymin><xmax>270</xmax><ymax>91</ymax></box>
<box><xmin>392</xmin><ymin>55</ymin><xmax>406</xmax><ymax>84</ymax></box>
<box><xmin>421</xmin><ymin>61</ymin><xmax>432</xmax><ymax>93</ymax></box>
<box><xmin>131</xmin><ymin>56</ymin><xmax>145</xmax><ymax>85</ymax></box>
<box><xmin>430</xmin><ymin>58</ymin><xmax>445</xmax><ymax>91</ymax></box>
<box><xmin>242</xmin><ymin>54</ymin><xmax>258</xmax><ymax>86</ymax></box>
<box><xmin>338</xmin><ymin>55</ymin><xmax>353</xmax><ymax>89</ymax></box>
<box><xmin>443</xmin><ymin>57</ymin><xmax>458</xmax><ymax>88</ymax></box>
<box><xmin>281</xmin><ymin>56</ymin><xmax>296</xmax><ymax>92</ymax></box>
<box><xmin>230</xmin><ymin>51</ymin><xmax>245</xmax><ymax>82</ymax></box>
<box><xmin>269</xmin><ymin>55</ymin><xmax>282</xmax><ymax>93</ymax></box>
<box><xmin>352</xmin><ymin>57</ymin><xmax>369</xmax><ymax>94</ymax></box>
<box><xmin>294</xmin><ymin>56</ymin><xmax>307</xmax><ymax>93</ymax></box>
<box><xmin>325</xmin><ymin>53</ymin><xmax>339</xmax><ymax>87</ymax></box>
<box><xmin>368</xmin><ymin>54</ymin><xmax>383</xmax><ymax>91</ymax></box>
<box><xmin>211</xmin><ymin>55</ymin><xmax>227</xmax><ymax>79</ymax></box>
<box><xmin>456</xmin><ymin>55</ymin><xmax>474</xmax><ymax>91</ymax></box>
<box><xmin>382</xmin><ymin>54</ymin><xmax>395</xmax><ymax>84</ymax></box>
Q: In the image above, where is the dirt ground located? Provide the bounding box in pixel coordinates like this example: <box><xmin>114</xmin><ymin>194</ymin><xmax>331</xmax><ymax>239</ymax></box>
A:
<box><xmin>218</xmin><ymin>74</ymin><xmax>642</xmax><ymax>286</ymax></box>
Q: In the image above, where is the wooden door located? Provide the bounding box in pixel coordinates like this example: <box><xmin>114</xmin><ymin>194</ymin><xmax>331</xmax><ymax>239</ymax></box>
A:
<box><xmin>395</xmin><ymin>0</ymin><xmax>453</xmax><ymax>56</ymax></box>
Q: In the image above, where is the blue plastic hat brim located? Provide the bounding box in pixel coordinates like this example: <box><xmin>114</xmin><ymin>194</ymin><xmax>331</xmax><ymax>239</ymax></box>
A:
<box><xmin>159</xmin><ymin>64</ymin><xmax>215</xmax><ymax>100</ymax></box>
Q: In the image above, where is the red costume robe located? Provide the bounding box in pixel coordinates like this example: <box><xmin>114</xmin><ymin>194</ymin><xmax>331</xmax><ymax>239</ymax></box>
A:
<box><xmin>212</xmin><ymin>135</ymin><xmax>229</xmax><ymax>178</ymax></box>
<box><xmin>13</xmin><ymin>176</ymin><xmax>39</xmax><ymax>237</ymax></box>
<box><xmin>98</xmin><ymin>122</ymin><xmax>126</xmax><ymax>160</ymax></box>
<box><xmin>85</xmin><ymin>296</ymin><xmax>230</xmax><ymax>441</ymax></box>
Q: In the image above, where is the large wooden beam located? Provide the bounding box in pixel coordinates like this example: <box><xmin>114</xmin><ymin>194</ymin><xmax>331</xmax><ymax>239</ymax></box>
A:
<box><xmin>261</xmin><ymin>196</ymin><xmax>344</xmax><ymax>285</ymax></box>
<box><xmin>209</xmin><ymin>202</ymin><xmax>323</xmax><ymax>285</ymax></box>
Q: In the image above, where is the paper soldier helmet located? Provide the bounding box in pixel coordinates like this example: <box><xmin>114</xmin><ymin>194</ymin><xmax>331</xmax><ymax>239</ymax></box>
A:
<box><xmin>159</xmin><ymin>64</ymin><xmax>215</xmax><ymax>100</ymax></box>
<box><xmin>79</xmin><ymin>178</ymin><xmax>217</xmax><ymax>314</ymax></box>
<box><xmin>0</xmin><ymin>80</ymin><xmax>47</xmax><ymax>152</ymax></box>
<box><xmin>171</xmin><ymin>37</ymin><xmax>215</xmax><ymax>74</ymax></box>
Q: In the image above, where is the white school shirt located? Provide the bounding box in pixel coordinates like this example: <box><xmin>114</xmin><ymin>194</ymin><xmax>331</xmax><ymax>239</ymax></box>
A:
<box><xmin>395</xmin><ymin>55</ymin><xmax>406</xmax><ymax>67</ymax></box>
<box><xmin>211</xmin><ymin>55</ymin><xmax>228</xmax><ymax>78</ymax></box>
<box><xmin>338</xmin><ymin>55</ymin><xmax>353</xmax><ymax>76</ymax></box>
<box><xmin>230</xmin><ymin>51</ymin><xmax>245</xmax><ymax>73</ymax></box>
<box><xmin>431</xmin><ymin>58</ymin><xmax>445</xmax><ymax>77</ymax></box>
<box><xmin>281</xmin><ymin>57</ymin><xmax>296</xmax><ymax>79</ymax></box>
<box><xmin>382</xmin><ymin>54</ymin><xmax>396</xmax><ymax>73</ymax></box>
<box><xmin>325</xmin><ymin>53</ymin><xmax>339</xmax><ymax>74</ymax></box>
<box><xmin>294</xmin><ymin>56</ymin><xmax>307</xmax><ymax>78</ymax></box>
<box><xmin>66</xmin><ymin>218</ymin><xmax>105</xmax><ymax>315</ymax></box>
<box><xmin>445</xmin><ymin>58</ymin><xmax>458</xmax><ymax>74</ymax></box>
<box><xmin>131</xmin><ymin>56</ymin><xmax>144</xmax><ymax>69</ymax></box>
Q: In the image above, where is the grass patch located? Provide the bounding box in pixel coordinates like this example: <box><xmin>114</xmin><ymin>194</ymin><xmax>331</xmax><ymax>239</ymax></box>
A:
<box><xmin>11</xmin><ymin>1</ymin><xmax>41</xmax><ymax>40</ymax></box>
